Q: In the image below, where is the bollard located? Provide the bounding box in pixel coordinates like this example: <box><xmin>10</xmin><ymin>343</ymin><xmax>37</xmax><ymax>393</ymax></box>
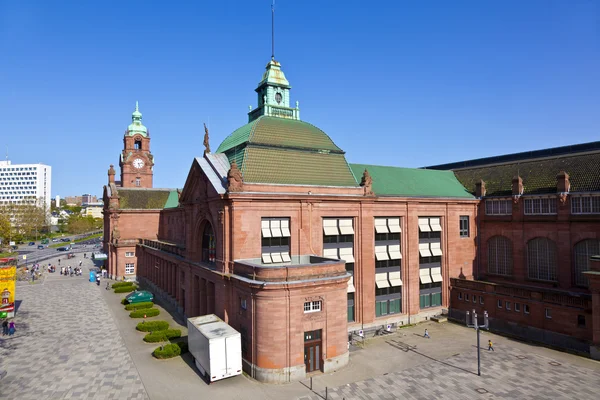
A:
<box><xmin>310</xmin><ymin>376</ymin><xmax>313</xmax><ymax>390</ymax></box>
<box><xmin>325</xmin><ymin>386</ymin><xmax>328</xmax><ymax>399</ymax></box>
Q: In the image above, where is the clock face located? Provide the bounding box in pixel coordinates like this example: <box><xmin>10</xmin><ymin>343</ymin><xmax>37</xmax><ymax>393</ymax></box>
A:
<box><xmin>275</xmin><ymin>92</ymin><xmax>282</xmax><ymax>104</ymax></box>
<box><xmin>133</xmin><ymin>158</ymin><xmax>145</xmax><ymax>169</ymax></box>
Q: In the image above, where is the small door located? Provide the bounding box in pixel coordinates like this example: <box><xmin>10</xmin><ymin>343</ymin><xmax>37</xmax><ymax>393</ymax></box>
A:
<box><xmin>304</xmin><ymin>330</ymin><xmax>322</xmax><ymax>373</ymax></box>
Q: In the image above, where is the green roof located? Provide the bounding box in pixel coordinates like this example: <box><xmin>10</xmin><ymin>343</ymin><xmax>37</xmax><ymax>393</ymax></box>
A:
<box><xmin>241</xmin><ymin>147</ymin><xmax>358</xmax><ymax>186</ymax></box>
<box><xmin>349</xmin><ymin>164</ymin><xmax>474</xmax><ymax>198</ymax></box>
<box><xmin>118</xmin><ymin>189</ymin><xmax>179</xmax><ymax>209</ymax></box>
<box><xmin>216</xmin><ymin>116</ymin><xmax>343</xmax><ymax>154</ymax></box>
<box><xmin>453</xmin><ymin>151</ymin><xmax>600</xmax><ymax>196</ymax></box>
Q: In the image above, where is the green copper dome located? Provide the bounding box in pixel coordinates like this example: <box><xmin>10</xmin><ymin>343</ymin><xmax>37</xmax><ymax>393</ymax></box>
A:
<box><xmin>127</xmin><ymin>101</ymin><xmax>148</xmax><ymax>137</ymax></box>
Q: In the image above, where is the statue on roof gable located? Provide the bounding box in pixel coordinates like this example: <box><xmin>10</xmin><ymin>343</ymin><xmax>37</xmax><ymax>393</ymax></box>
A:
<box><xmin>360</xmin><ymin>169</ymin><xmax>374</xmax><ymax>196</ymax></box>
<box><xmin>203</xmin><ymin>123</ymin><xmax>211</xmax><ymax>155</ymax></box>
<box><xmin>227</xmin><ymin>161</ymin><xmax>243</xmax><ymax>192</ymax></box>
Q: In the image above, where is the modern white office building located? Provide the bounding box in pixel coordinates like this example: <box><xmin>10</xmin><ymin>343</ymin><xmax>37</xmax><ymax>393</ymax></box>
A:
<box><xmin>0</xmin><ymin>160</ymin><xmax>52</xmax><ymax>210</ymax></box>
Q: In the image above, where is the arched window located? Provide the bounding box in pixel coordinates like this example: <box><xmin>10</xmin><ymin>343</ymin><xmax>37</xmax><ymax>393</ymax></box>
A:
<box><xmin>527</xmin><ymin>238</ymin><xmax>557</xmax><ymax>282</ymax></box>
<box><xmin>574</xmin><ymin>239</ymin><xmax>600</xmax><ymax>287</ymax></box>
<box><xmin>201</xmin><ymin>223</ymin><xmax>216</xmax><ymax>264</ymax></box>
<box><xmin>135</xmin><ymin>140</ymin><xmax>142</xmax><ymax>150</ymax></box>
<box><xmin>487</xmin><ymin>236</ymin><xmax>513</xmax><ymax>276</ymax></box>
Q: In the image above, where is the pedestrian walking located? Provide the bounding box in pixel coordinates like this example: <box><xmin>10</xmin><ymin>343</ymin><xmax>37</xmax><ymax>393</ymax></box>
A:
<box><xmin>424</xmin><ymin>329</ymin><xmax>430</xmax><ymax>339</ymax></box>
<box><xmin>488</xmin><ymin>340</ymin><xmax>494</xmax><ymax>351</ymax></box>
<box><xmin>79</xmin><ymin>260</ymin><xmax>82</xmax><ymax>267</ymax></box>
<box><xmin>8</xmin><ymin>321</ymin><xmax>15</xmax><ymax>336</ymax></box>
<box><xmin>2</xmin><ymin>319</ymin><xmax>8</xmax><ymax>335</ymax></box>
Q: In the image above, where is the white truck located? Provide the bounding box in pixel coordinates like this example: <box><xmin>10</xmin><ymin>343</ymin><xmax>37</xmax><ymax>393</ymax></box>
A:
<box><xmin>187</xmin><ymin>314</ymin><xmax>243</xmax><ymax>383</ymax></box>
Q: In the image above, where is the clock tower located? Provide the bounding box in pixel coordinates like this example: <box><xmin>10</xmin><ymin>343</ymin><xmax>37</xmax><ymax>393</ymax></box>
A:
<box><xmin>119</xmin><ymin>102</ymin><xmax>154</xmax><ymax>188</ymax></box>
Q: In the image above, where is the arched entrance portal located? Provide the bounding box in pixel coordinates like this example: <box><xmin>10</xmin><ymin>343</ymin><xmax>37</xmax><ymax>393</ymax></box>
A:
<box><xmin>201</xmin><ymin>222</ymin><xmax>216</xmax><ymax>264</ymax></box>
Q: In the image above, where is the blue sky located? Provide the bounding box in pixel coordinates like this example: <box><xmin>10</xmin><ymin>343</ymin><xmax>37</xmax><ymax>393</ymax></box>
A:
<box><xmin>0</xmin><ymin>1</ymin><xmax>598</xmax><ymax>198</ymax></box>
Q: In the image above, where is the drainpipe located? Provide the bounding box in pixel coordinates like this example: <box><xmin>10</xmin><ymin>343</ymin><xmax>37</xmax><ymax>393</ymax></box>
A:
<box><xmin>476</xmin><ymin>202</ymin><xmax>481</xmax><ymax>280</ymax></box>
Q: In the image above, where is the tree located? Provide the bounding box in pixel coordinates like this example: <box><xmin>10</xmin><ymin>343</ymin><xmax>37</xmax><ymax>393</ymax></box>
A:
<box><xmin>67</xmin><ymin>215</ymin><xmax>100</xmax><ymax>234</ymax></box>
<box><xmin>0</xmin><ymin>201</ymin><xmax>49</xmax><ymax>241</ymax></box>
<box><xmin>0</xmin><ymin>213</ymin><xmax>10</xmax><ymax>246</ymax></box>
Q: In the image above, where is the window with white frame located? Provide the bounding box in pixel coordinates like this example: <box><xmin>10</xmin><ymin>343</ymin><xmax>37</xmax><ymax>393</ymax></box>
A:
<box><xmin>125</xmin><ymin>263</ymin><xmax>135</xmax><ymax>274</ymax></box>
<box><xmin>545</xmin><ymin>308</ymin><xmax>552</xmax><ymax>319</ymax></box>
<box><xmin>574</xmin><ymin>239</ymin><xmax>599</xmax><ymax>287</ymax></box>
<box><xmin>459</xmin><ymin>216</ymin><xmax>469</xmax><ymax>238</ymax></box>
<box><xmin>527</xmin><ymin>237</ymin><xmax>557</xmax><ymax>282</ymax></box>
<box><xmin>323</xmin><ymin>218</ymin><xmax>354</xmax><ymax>321</ymax></box>
<box><xmin>125</xmin><ymin>252</ymin><xmax>135</xmax><ymax>257</ymax></box>
<box><xmin>571</xmin><ymin>196</ymin><xmax>600</xmax><ymax>215</ymax></box>
<box><xmin>487</xmin><ymin>236</ymin><xmax>513</xmax><ymax>276</ymax></box>
<box><xmin>524</xmin><ymin>304</ymin><xmax>530</xmax><ymax>314</ymax></box>
<box><xmin>524</xmin><ymin>197</ymin><xmax>557</xmax><ymax>215</ymax></box>
<box><xmin>303</xmin><ymin>301</ymin><xmax>321</xmax><ymax>313</ymax></box>
<box><xmin>485</xmin><ymin>199</ymin><xmax>512</xmax><ymax>215</ymax></box>
<box><xmin>261</xmin><ymin>218</ymin><xmax>291</xmax><ymax>264</ymax></box>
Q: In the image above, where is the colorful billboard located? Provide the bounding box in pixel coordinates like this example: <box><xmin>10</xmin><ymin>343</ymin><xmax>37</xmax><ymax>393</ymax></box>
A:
<box><xmin>0</xmin><ymin>266</ymin><xmax>16</xmax><ymax>318</ymax></box>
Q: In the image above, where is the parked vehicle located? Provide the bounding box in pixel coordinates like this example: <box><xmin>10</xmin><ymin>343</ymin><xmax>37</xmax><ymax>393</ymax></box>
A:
<box><xmin>187</xmin><ymin>314</ymin><xmax>242</xmax><ymax>383</ymax></box>
<box><xmin>37</xmin><ymin>245</ymin><xmax>45</xmax><ymax>250</ymax></box>
<box><xmin>56</xmin><ymin>247</ymin><xmax>69</xmax><ymax>251</ymax></box>
<box><xmin>28</xmin><ymin>242</ymin><xmax>35</xmax><ymax>246</ymax></box>
<box><xmin>124</xmin><ymin>290</ymin><xmax>153</xmax><ymax>304</ymax></box>
<box><xmin>51</xmin><ymin>239</ymin><xmax>59</xmax><ymax>243</ymax></box>
<box><xmin>41</xmin><ymin>239</ymin><xmax>49</xmax><ymax>244</ymax></box>
<box><xmin>61</xmin><ymin>238</ymin><xmax>71</xmax><ymax>242</ymax></box>
<box><xmin>10</xmin><ymin>245</ymin><xmax>18</xmax><ymax>250</ymax></box>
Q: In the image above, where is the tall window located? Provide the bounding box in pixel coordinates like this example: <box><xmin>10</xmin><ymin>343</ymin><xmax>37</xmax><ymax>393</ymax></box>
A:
<box><xmin>418</xmin><ymin>217</ymin><xmax>442</xmax><ymax>309</ymax></box>
<box><xmin>125</xmin><ymin>263</ymin><xmax>135</xmax><ymax>274</ymax></box>
<box><xmin>487</xmin><ymin>236</ymin><xmax>513</xmax><ymax>276</ymax></box>
<box><xmin>135</xmin><ymin>178</ymin><xmax>141</xmax><ymax>187</ymax></box>
<box><xmin>201</xmin><ymin>223</ymin><xmax>216</xmax><ymax>264</ymax></box>
<box><xmin>485</xmin><ymin>199</ymin><xmax>512</xmax><ymax>215</ymax></box>
<box><xmin>571</xmin><ymin>196</ymin><xmax>600</xmax><ymax>214</ymax></box>
<box><xmin>323</xmin><ymin>218</ymin><xmax>355</xmax><ymax>322</ymax></box>
<box><xmin>135</xmin><ymin>140</ymin><xmax>142</xmax><ymax>150</ymax></box>
<box><xmin>374</xmin><ymin>217</ymin><xmax>402</xmax><ymax>317</ymax></box>
<box><xmin>524</xmin><ymin>198</ymin><xmax>557</xmax><ymax>215</ymax></box>
<box><xmin>574</xmin><ymin>239</ymin><xmax>599</xmax><ymax>287</ymax></box>
<box><xmin>261</xmin><ymin>218</ymin><xmax>291</xmax><ymax>263</ymax></box>
<box><xmin>459</xmin><ymin>216</ymin><xmax>469</xmax><ymax>238</ymax></box>
<box><xmin>527</xmin><ymin>238</ymin><xmax>557</xmax><ymax>282</ymax></box>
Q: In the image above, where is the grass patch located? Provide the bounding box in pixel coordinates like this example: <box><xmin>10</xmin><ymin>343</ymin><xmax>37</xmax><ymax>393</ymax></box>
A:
<box><xmin>112</xmin><ymin>281</ymin><xmax>135</xmax><ymax>289</ymax></box>
<box><xmin>143</xmin><ymin>329</ymin><xmax>182</xmax><ymax>343</ymax></box>
<box><xmin>48</xmin><ymin>232</ymin><xmax>103</xmax><ymax>248</ymax></box>
<box><xmin>136</xmin><ymin>320</ymin><xmax>169</xmax><ymax>332</ymax></box>
<box><xmin>153</xmin><ymin>343</ymin><xmax>181</xmax><ymax>359</ymax></box>
<box><xmin>0</xmin><ymin>251</ymin><xmax>17</xmax><ymax>258</ymax></box>
<box><xmin>124</xmin><ymin>301</ymin><xmax>154</xmax><ymax>311</ymax></box>
<box><xmin>114</xmin><ymin>286</ymin><xmax>137</xmax><ymax>294</ymax></box>
<box><xmin>130</xmin><ymin>308</ymin><xmax>160</xmax><ymax>318</ymax></box>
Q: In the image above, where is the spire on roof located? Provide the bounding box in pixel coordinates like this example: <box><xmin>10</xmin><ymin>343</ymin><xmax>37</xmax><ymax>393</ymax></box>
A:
<box><xmin>127</xmin><ymin>101</ymin><xmax>148</xmax><ymax>137</ymax></box>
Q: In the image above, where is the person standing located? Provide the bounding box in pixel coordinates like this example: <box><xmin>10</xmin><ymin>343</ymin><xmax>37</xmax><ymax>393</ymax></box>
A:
<box><xmin>424</xmin><ymin>329</ymin><xmax>430</xmax><ymax>339</ymax></box>
<box><xmin>2</xmin><ymin>319</ymin><xmax>8</xmax><ymax>335</ymax></box>
<box><xmin>488</xmin><ymin>340</ymin><xmax>494</xmax><ymax>351</ymax></box>
<box><xmin>8</xmin><ymin>321</ymin><xmax>15</xmax><ymax>336</ymax></box>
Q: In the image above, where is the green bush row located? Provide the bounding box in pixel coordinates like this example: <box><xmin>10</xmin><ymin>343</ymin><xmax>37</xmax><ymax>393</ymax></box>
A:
<box><xmin>143</xmin><ymin>329</ymin><xmax>182</xmax><ymax>343</ymax></box>
<box><xmin>136</xmin><ymin>320</ymin><xmax>169</xmax><ymax>332</ymax></box>
<box><xmin>121</xmin><ymin>298</ymin><xmax>127</xmax><ymax>305</ymax></box>
<box><xmin>112</xmin><ymin>281</ymin><xmax>135</xmax><ymax>289</ymax></box>
<box><xmin>129</xmin><ymin>308</ymin><xmax>160</xmax><ymax>318</ymax></box>
<box><xmin>114</xmin><ymin>286</ymin><xmax>137</xmax><ymax>294</ymax></box>
<box><xmin>153</xmin><ymin>343</ymin><xmax>181</xmax><ymax>359</ymax></box>
<box><xmin>124</xmin><ymin>301</ymin><xmax>154</xmax><ymax>311</ymax></box>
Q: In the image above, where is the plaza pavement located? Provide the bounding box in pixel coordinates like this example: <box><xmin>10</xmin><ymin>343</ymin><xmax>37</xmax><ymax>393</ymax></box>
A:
<box><xmin>2</xmin><ymin>253</ymin><xmax>600</xmax><ymax>399</ymax></box>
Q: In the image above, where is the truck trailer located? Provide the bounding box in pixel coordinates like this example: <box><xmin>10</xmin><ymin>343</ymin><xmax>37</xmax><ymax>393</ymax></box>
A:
<box><xmin>187</xmin><ymin>314</ymin><xmax>242</xmax><ymax>383</ymax></box>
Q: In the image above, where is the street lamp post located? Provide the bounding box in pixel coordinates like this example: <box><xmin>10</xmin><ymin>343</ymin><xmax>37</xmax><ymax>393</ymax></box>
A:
<box><xmin>465</xmin><ymin>309</ymin><xmax>489</xmax><ymax>377</ymax></box>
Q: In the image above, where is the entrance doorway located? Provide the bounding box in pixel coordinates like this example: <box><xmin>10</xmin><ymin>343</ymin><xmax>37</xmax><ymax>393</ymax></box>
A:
<box><xmin>304</xmin><ymin>329</ymin><xmax>322</xmax><ymax>373</ymax></box>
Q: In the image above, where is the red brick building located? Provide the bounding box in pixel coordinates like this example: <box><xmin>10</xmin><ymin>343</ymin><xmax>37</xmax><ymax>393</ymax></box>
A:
<box><xmin>104</xmin><ymin>60</ymin><xmax>481</xmax><ymax>382</ymax></box>
<box><xmin>428</xmin><ymin>144</ymin><xmax>600</xmax><ymax>357</ymax></box>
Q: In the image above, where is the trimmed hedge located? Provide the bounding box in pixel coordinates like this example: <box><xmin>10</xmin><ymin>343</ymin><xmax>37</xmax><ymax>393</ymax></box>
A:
<box><xmin>153</xmin><ymin>343</ymin><xmax>181</xmax><ymax>359</ymax></box>
<box><xmin>143</xmin><ymin>329</ymin><xmax>182</xmax><ymax>343</ymax></box>
<box><xmin>112</xmin><ymin>281</ymin><xmax>135</xmax><ymax>289</ymax></box>
<box><xmin>121</xmin><ymin>298</ymin><xmax>126</xmax><ymax>305</ymax></box>
<box><xmin>124</xmin><ymin>302</ymin><xmax>154</xmax><ymax>311</ymax></box>
<box><xmin>136</xmin><ymin>320</ymin><xmax>169</xmax><ymax>332</ymax></box>
<box><xmin>173</xmin><ymin>340</ymin><xmax>189</xmax><ymax>354</ymax></box>
<box><xmin>114</xmin><ymin>286</ymin><xmax>137</xmax><ymax>294</ymax></box>
<box><xmin>129</xmin><ymin>308</ymin><xmax>160</xmax><ymax>318</ymax></box>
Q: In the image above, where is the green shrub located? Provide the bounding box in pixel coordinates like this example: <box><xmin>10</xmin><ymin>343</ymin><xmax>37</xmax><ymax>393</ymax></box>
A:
<box><xmin>136</xmin><ymin>320</ymin><xmax>169</xmax><ymax>332</ymax></box>
<box><xmin>124</xmin><ymin>302</ymin><xmax>154</xmax><ymax>311</ymax></box>
<box><xmin>121</xmin><ymin>298</ymin><xmax>126</xmax><ymax>305</ymax></box>
<box><xmin>112</xmin><ymin>281</ymin><xmax>135</xmax><ymax>289</ymax></box>
<box><xmin>173</xmin><ymin>340</ymin><xmax>189</xmax><ymax>354</ymax></box>
<box><xmin>114</xmin><ymin>286</ymin><xmax>137</xmax><ymax>294</ymax></box>
<box><xmin>143</xmin><ymin>329</ymin><xmax>182</xmax><ymax>343</ymax></box>
<box><xmin>129</xmin><ymin>308</ymin><xmax>160</xmax><ymax>318</ymax></box>
<box><xmin>153</xmin><ymin>343</ymin><xmax>181</xmax><ymax>359</ymax></box>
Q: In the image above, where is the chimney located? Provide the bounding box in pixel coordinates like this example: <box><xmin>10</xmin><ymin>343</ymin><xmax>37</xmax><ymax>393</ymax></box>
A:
<box><xmin>512</xmin><ymin>176</ymin><xmax>523</xmax><ymax>196</ymax></box>
<box><xmin>108</xmin><ymin>164</ymin><xmax>116</xmax><ymax>184</ymax></box>
<box><xmin>556</xmin><ymin>171</ymin><xmax>570</xmax><ymax>193</ymax></box>
<box><xmin>475</xmin><ymin>179</ymin><xmax>486</xmax><ymax>197</ymax></box>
